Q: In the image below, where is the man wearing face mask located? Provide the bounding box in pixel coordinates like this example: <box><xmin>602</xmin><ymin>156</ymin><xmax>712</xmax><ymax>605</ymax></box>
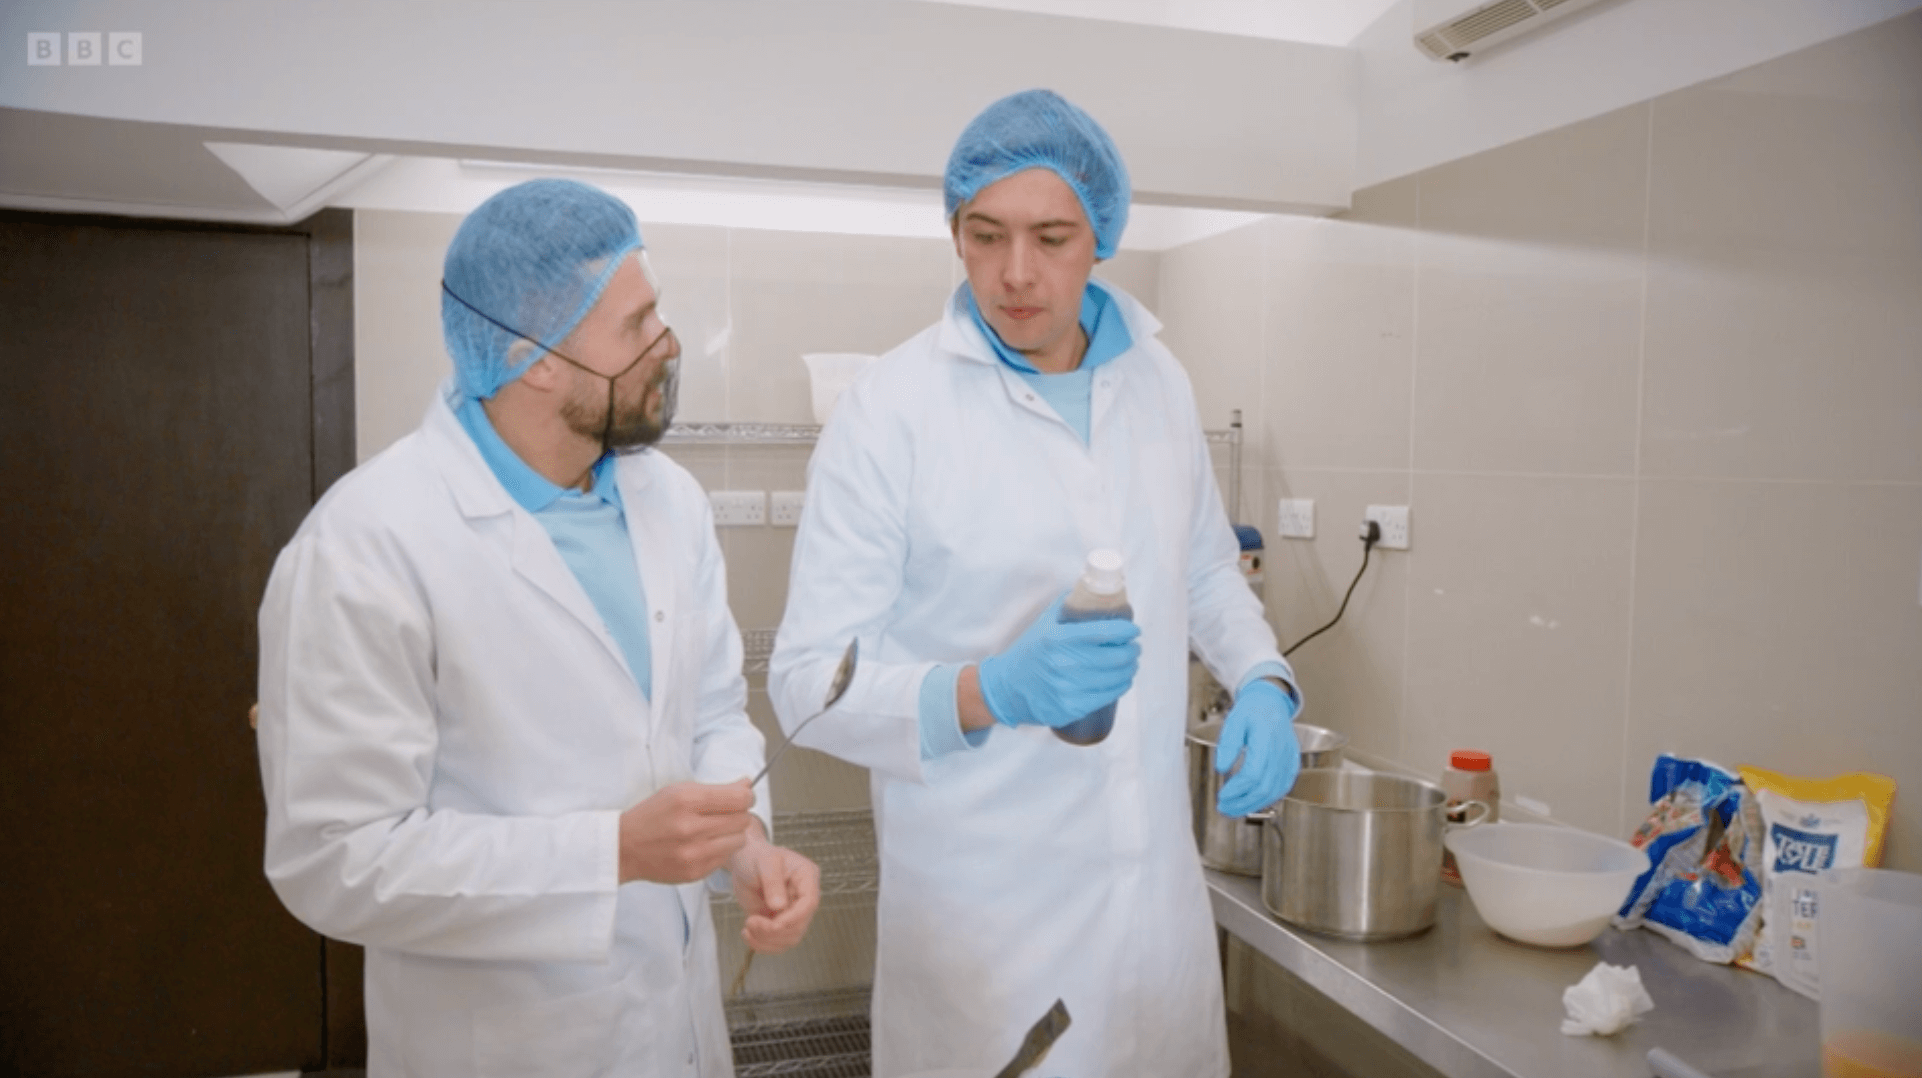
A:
<box><xmin>257</xmin><ymin>178</ymin><xmax>820</xmax><ymax>1077</ymax></box>
<box><xmin>770</xmin><ymin>91</ymin><xmax>1301</xmax><ymax>1076</ymax></box>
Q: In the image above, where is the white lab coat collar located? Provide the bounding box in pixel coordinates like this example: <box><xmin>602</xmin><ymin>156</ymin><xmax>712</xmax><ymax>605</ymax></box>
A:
<box><xmin>420</xmin><ymin>386</ymin><xmax>518</xmax><ymax>522</ymax></box>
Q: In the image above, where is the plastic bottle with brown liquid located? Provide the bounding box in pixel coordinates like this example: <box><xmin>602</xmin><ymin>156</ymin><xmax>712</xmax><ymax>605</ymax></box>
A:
<box><xmin>1053</xmin><ymin>549</ymin><xmax>1132</xmax><ymax>747</ymax></box>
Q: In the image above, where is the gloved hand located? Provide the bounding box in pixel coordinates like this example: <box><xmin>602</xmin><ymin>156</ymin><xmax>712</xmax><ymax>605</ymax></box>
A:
<box><xmin>977</xmin><ymin>595</ymin><xmax>1141</xmax><ymax>729</ymax></box>
<box><xmin>1215</xmin><ymin>679</ymin><xmax>1301</xmax><ymax>817</ymax></box>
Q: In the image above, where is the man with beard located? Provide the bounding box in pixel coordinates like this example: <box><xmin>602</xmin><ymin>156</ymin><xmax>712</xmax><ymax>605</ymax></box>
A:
<box><xmin>256</xmin><ymin>178</ymin><xmax>819</xmax><ymax>1077</ymax></box>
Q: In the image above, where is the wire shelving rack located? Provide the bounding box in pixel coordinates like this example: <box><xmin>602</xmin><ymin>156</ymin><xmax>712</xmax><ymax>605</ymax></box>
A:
<box><xmin>713</xmin><ymin>810</ymin><xmax>879</xmax><ymax>1078</ymax></box>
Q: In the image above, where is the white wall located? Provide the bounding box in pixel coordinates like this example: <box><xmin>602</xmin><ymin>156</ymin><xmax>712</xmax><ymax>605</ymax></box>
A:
<box><xmin>1163</xmin><ymin>11</ymin><xmax>1922</xmax><ymax>870</ymax></box>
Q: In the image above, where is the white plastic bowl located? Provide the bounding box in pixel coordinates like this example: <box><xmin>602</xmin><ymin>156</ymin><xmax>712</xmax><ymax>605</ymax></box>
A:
<box><xmin>1445</xmin><ymin>822</ymin><xmax>1648</xmax><ymax>948</ymax></box>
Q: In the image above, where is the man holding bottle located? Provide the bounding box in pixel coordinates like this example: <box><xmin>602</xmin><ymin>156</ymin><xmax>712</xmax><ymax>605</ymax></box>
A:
<box><xmin>770</xmin><ymin>90</ymin><xmax>1300</xmax><ymax>1076</ymax></box>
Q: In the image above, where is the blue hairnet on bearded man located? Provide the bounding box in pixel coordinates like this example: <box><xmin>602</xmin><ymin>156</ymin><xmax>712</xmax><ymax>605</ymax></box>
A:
<box><xmin>942</xmin><ymin>88</ymin><xmax>1131</xmax><ymax>259</ymax></box>
<box><xmin>441</xmin><ymin>178</ymin><xmax>644</xmax><ymax>399</ymax></box>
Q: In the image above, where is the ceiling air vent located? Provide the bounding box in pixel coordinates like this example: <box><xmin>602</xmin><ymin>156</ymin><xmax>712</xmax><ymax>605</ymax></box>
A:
<box><xmin>1413</xmin><ymin>0</ymin><xmax>1614</xmax><ymax>62</ymax></box>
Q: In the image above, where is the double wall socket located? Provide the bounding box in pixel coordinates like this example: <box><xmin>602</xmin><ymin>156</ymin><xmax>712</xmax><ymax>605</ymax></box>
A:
<box><xmin>710</xmin><ymin>491</ymin><xmax>766</xmax><ymax>527</ymax></box>
<box><xmin>770</xmin><ymin>491</ymin><xmax>805</xmax><ymax>527</ymax></box>
<box><xmin>710</xmin><ymin>490</ymin><xmax>804</xmax><ymax>527</ymax></box>
<box><xmin>1364</xmin><ymin>505</ymin><xmax>1411</xmax><ymax>550</ymax></box>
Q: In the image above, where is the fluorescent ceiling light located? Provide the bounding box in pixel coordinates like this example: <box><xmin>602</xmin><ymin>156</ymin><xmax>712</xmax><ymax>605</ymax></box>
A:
<box><xmin>330</xmin><ymin>157</ymin><xmax>1265</xmax><ymax>251</ymax></box>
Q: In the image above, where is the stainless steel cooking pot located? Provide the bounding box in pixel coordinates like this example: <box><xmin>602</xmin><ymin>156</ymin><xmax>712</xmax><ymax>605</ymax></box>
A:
<box><xmin>1257</xmin><ymin>769</ymin><xmax>1489</xmax><ymax>940</ymax></box>
<box><xmin>1186</xmin><ymin>721</ymin><xmax>1348</xmax><ymax>876</ymax></box>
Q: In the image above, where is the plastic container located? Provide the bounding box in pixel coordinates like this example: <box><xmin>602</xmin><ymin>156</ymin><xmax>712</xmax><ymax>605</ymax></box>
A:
<box><xmin>1817</xmin><ymin>868</ymin><xmax>1922</xmax><ymax>1078</ymax></box>
<box><xmin>1054</xmin><ymin>549</ymin><xmax>1131</xmax><ymax>746</ymax></box>
<box><xmin>1440</xmin><ymin>749</ymin><xmax>1500</xmax><ymax>885</ymax></box>
<box><xmin>1444</xmin><ymin>822</ymin><xmax>1648</xmax><ymax>948</ymax></box>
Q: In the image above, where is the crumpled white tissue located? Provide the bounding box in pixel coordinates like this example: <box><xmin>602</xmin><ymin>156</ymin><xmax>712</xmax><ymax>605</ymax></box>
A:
<box><xmin>1560</xmin><ymin>962</ymin><xmax>1654</xmax><ymax>1036</ymax></box>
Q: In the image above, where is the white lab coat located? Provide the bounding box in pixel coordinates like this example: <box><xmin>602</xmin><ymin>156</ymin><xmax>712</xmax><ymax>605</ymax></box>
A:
<box><xmin>770</xmin><ymin>283</ymin><xmax>1290</xmax><ymax>1078</ymax></box>
<box><xmin>257</xmin><ymin>389</ymin><xmax>768</xmax><ymax>1078</ymax></box>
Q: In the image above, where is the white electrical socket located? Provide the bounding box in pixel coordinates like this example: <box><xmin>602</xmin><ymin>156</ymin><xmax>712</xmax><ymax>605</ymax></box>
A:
<box><xmin>770</xmin><ymin>491</ymin><xmax>805</xmax><ymax>527</ymax></box>
<box><xmin>1363</xmin><ymin>505</ymin><xmax>1410</xmax><ymax>550</ymax></box>
<box><xmin>1276</xmin><ymin>498</ymin><xmax>1315</xmax><ymax>539</ymax></box>
<box><xmin>709</xmin><ymin>490</ymin><xmax>766</xmax><ymax>527</ymax></box>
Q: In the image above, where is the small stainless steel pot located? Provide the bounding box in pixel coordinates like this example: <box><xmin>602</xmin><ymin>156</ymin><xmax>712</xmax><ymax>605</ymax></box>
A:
<box><xmin>1187</xmin><ymin>721</ymin><xmax>1348</xmax><ymax>876</ymax></box>
<box><xmin>1256</xmin><ymin>769</ymin><xmax>1489</xmax><ymax>940</ymax></box>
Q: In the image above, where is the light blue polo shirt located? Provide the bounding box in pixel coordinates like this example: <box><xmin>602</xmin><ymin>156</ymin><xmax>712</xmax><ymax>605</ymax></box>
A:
<box><xmin>455</xmin><ymin>397</ymin><xmax>653</xmax><ymax>700</ymax></box>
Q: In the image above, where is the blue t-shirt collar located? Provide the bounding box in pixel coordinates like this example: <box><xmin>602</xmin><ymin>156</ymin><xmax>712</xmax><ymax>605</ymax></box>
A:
<box><xmin>454</xmin><ymin>396</ymin><xmax>621</xmax><ymax>513</ymax></box>
<box><xmin>963</xmin><ymin>279</ymin><xmax>1132</xmax><ymax>375</ymax></box>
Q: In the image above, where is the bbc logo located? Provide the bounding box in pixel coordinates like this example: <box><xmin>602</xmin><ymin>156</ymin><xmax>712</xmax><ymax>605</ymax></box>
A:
<box><xmin>26</xmin><ymin>32</ymin><xmax>143</xmax><ymax>66</ymax></box>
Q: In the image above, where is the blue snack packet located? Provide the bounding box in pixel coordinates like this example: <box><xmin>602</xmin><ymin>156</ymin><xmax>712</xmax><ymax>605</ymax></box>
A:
<box><xmin>1613</xmin><ymin>755</ymin><xmax>1763</xmax><ymax>964</ymax></box>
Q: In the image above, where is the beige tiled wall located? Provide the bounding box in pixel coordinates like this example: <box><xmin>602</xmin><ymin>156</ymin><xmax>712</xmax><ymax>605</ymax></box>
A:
<box><xmin>353</xmin><ymin>209</ymin><xmax>462</xmax><ymax>462</ymax></box>
<box><xmin>355</xmin><ymin>215</ymin><xmax>1166</xmax><ymax>812</ymax></box>
<box><xmin>1161</xmin><ymin>12</ymin><xmax>1922</xmax><ymax>870</ymax></box>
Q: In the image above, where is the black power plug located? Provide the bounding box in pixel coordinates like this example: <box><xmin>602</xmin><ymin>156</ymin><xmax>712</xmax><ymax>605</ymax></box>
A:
<box><xmin>1283</xmin><ymin>517</ymin><xmax>1381</xmax><ymax>657</ymax></box>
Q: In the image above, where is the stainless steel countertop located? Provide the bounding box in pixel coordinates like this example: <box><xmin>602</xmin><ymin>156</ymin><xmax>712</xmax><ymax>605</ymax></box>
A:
<box><xmin>1207</xmin><ymin>870</ymin><xmax>1820</xmax><ymax>1078</ymax></box>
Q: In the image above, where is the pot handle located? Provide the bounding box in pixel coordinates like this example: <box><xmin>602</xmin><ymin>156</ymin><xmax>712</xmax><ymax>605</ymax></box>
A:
<box><xmin>1446</xmin><ymin>799</ymin><xmax>1492</xmax><ymax>829</ymax></box>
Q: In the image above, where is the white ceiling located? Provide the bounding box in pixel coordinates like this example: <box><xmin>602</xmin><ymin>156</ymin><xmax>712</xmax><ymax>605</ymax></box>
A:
<box><xmin>912</xmin><ymin>0</ymin><xmax>1405</xmax><ymax>46</ymax></box>
<box><xmin>1</xmin><ymin>0</ymin><xmax>1360</xmax><ymax>247</ymax></box>
<box><xmin>5</xmin><ymin>0</ymin><xmax>1914</xmax><ymax>245</ymax></box>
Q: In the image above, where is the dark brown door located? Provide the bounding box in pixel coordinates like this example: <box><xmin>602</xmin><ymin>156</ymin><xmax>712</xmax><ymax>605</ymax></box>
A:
<box><xmin>0</xmin><ymin>209</ymin><xmax>356</xmax><ymax>1077</ymax></box>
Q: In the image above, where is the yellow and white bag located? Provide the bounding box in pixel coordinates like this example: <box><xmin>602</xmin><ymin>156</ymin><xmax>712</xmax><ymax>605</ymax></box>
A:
<box><xmin>1735</xmin><ymin>765</ymin><xmax>1897</xmax><ymax>1000</ymax></box>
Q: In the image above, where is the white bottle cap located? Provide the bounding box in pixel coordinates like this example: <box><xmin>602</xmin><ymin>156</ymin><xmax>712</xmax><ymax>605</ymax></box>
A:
<box><xmin>1083</xmin><ymin>548</ymin><xmax>1125</xmax><ymax>594</ymax></box>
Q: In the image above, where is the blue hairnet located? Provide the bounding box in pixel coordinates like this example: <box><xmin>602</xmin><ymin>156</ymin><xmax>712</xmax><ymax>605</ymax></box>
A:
<box><xmin>943</xmin><ymin>89</ymin><xmax>1131</xmax><ymax>259</ymax></box>
<box><xmin>442</xmin><ymin>178</ymin><xmax>644</xmax><ymax>399</ymax></box>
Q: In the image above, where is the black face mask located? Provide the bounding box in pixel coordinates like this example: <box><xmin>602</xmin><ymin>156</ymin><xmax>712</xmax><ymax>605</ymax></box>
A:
<box><xmin>558</xmin><ymin>333</ymin><xmax>680</xmax><ymax>454</ymax></box>
<box><xmin>443</xmin><ymin>280</ymin><xmax>680</xmax><ymax>455</ymax></box>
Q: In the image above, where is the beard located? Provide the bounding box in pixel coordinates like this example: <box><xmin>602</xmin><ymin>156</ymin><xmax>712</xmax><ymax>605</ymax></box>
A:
<box><xmin>564</xmin><ymin>360</ymin><xmax>679</xmax><ymax>453</ymax></box>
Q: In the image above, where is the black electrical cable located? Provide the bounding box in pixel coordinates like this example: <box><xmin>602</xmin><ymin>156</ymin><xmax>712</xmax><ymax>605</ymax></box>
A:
<box><xmin>1282</xmin><ymin>521</ymin><xmax>1380</xmax><ymax>658</ymax></box>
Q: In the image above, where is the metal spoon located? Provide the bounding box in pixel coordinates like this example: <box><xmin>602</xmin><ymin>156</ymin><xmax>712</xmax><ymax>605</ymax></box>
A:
<box><xmin>749</xmin><ymin>637</ymin><xmax>857</xmax><ymax>787</ymax></box>
<box><xmin>729</xmin><ymin>637</ymin><xmax>858</xmax><ymax>1000</ymax></box>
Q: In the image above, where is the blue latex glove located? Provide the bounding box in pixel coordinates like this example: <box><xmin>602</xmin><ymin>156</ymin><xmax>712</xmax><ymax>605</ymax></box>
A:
<box><xmin>1215</xmin><ymin>679</ymin><xmax>1301</xmax><ymax>817</ymax></box>
<box><xmin>978</xmin><ymin>594</ymin><xmax>1141</xmax><ymax>729</ymax></box>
